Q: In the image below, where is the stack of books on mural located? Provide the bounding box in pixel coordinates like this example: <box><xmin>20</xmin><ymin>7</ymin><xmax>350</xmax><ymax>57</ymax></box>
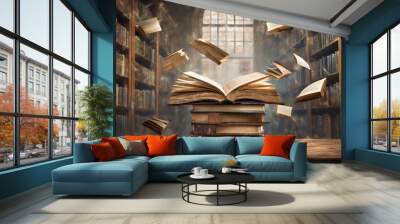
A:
<box><xmin>116</xmin><ymin>53</ymin><xmax>126</xmax><ymax>76</ymax></box>
<box><xmin>116</xmin><ymin>85</ymin><xmax>128</xmax><ymax>107</ymax></box>
<box><xmin>168</xmin><ymin>71</ymin><xmax>282</xmax><ymax>105</ymax></box>
<box><xmin>136</xmin><ymin>89</ymin><xmax>156</xmax><ymax>111</ymax></box>
<box><xmin>116</xmin><ymin>22</ymin><xmax>129</xmax><ymax>48</ymax></box>
<box><xmin>191</xmin><ymin>104</ymin><xmax>266</xmax><ymax>136</ymax></box>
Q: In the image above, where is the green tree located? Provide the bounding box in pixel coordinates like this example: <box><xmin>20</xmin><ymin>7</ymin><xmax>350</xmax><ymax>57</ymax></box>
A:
<box><xmin>79</xmin><ymin>84</ymin><xmax>113</xmax><ymax>140</ymax></box>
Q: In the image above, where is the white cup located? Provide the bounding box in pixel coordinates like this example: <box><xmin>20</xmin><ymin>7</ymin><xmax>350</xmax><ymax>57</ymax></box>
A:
<box><xmin>191</xmin><ymin>167</ymin><xmax>202</xmax><ymax>176</ymax></box>
<box><xmin>221</xmin><ymin>167</ymin><xmax>232</xmax><ymax>174</ymax></box>
<box><xmin>200</xmin><ymin>169</ymin><xmax>208</xmax><ymax>176</ymax></box>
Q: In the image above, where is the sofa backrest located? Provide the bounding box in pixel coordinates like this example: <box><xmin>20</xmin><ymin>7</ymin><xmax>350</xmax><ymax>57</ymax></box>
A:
<box><xmin>177</xmin><ymin>136</ymin><xmax>236</xmax><ymax>155</ymax></box>
<box><xmin>73</xmin><ymin>139</ymin><xmax>100</xmax><ymax>163</ymax></box>
<box><xmin>235</xmin><ymin>136</ymin><xmax>263</xmax><ymax>155</ymax></box>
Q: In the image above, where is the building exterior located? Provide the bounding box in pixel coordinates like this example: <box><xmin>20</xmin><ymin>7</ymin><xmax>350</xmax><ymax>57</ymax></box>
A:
<box><xmin>0</xmin><ymin>41</ymin><xmax>74</xmax><ymax>156</ymax></box>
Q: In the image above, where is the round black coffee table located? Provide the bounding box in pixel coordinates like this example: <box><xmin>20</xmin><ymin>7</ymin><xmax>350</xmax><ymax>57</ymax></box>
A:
<box><xmin>177</xmin><ymin>173</ymin><xmax>255</xmax><ymax>206</ymax></box>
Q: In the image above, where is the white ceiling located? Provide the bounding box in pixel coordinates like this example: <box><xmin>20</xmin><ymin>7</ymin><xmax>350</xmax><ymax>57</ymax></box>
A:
<box><xmin>164</xmin><ymin>0</ymin><xmax>384</xmax><ymax>37</ymax></box>
<box><xmin>224</xmin><ymin>0</ymin><xmax>352</xmax><ymax>22</ymax></box>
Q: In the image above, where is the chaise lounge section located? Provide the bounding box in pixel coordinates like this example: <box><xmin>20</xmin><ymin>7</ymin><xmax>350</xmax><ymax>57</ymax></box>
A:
<box><xmin>52</xmin><ymin>136</ymin><xmax>307</xmax><ymax>196</ymax></box>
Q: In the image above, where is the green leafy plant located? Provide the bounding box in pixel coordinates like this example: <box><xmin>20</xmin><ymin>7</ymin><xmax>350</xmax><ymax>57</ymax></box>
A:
<box><xmin>79</xmin><ymin>84</ymin><xmax>113</xmax><ymax>140</ymax></box>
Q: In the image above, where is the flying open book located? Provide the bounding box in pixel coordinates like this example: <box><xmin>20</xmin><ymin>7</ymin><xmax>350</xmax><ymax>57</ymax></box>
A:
<box><xmin>296</xmin><ymin>78</ymin><xmax>327</xmax><ymax>102</ymax></box>
<box><xmin>169</xmin><ymin>71</ymin><xmax>283</xmax><ymax>105</ymax></box>
<box><xmin>265</xmin><ymin>61</ymin><xmax>292</xmax><ymax>79</ymax></box>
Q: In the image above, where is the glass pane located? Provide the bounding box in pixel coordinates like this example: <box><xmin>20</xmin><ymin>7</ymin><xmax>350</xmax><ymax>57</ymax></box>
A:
<box><xmin>203</xmin><ymin>10</ymin><xmax>210</xmax><ymax>24</ymax></box>
<box><xmin>75</xmin><ymin>120</ymin><xmax>88</xmax><ymax>143</ymax></box>
<box><xmin>53</xmin><ymin>0</ymin><xmax>72</xmax><ymax>60</ymax></box>
<box><xmin>53</xmin><ymin>119</ymin><xmax>72</xmax><ymax>157</ymax></box>
<box><xmin>53</xmin><ymin>59</ymin><xmax>72</xmax><ymax>117</ymax></box>
<box><xmin>75</xmin><ymin>18</ymin><xmax>89</xmax><ymax>70</ymax></box>
<box><xmin>20</xmin><ymin>0</ymin><xmax>49</xmax><ymax>49</ymax></box>
<box><xmin>74</xmin><ymin>69</ymin><xmax>89</xmax><ymax>117</ymax></box>
<box><xmin>20</xmin><ymin>44</ymin><xmax>49</xmax><ymax>115</ymax></box>
<box><xmin>0</xmin><ymin>116</ymin><xmax>14</xmax><ymax>170</ymax></box>
<box><xmin>391</xmin><ymin>120</ymin><xmax>400</xmax><ymax>153</ymax></box>
<box><xmin>391</xmin><ymin>72</ymin><xmax>400</xmax><ymax>117</ymax></box>
<box><xmin>0</xmin><ymin>0</ymin><xmax>14</xmax><ymax>31</ymax></box>
<box><xmin>372</xmin><ymin>33</ymin><xmax>387</xmax><ymax>76</ymax></box>
<box><xmin>0</xmin><ymin>34</ymin><xmax>14</xmax><ymax>112</ymax></box>
<box><xmin>372</xmin><ymin>77</ymin><xmax>387</xmax><ymax>119</ymax></box>
<box><xmin>391</xmin><ymin>24</ymin><xmax>400</xmax><ymax>70</ymax></box>
<box><xmin>372</xmin><ymin>121</ymin><xmax>388</xmax><ymax>151</ymax></box>
<box><xmin>20</xmin><ymin>117</ymin><xmax>49</xmax><ymax>165</ymax></box>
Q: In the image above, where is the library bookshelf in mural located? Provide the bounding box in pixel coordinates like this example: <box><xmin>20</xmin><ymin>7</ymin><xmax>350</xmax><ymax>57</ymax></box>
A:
<box><xmin>115</xmin><ymin>0</ymin><xmax>343</xmax><ymax>161</ymax></box>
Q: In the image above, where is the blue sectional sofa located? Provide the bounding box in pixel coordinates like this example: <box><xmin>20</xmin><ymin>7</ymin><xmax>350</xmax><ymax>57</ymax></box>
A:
<box><xmin>52</xmin><ymin>136</ymin><xmax>307</xmax><ymax>196</ymax></box>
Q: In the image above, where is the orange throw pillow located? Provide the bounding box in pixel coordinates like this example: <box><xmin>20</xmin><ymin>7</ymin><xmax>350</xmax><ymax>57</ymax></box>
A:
<box><xmin>101</xmin><ymin>137</ymin><xmax>126</xmax><ymax>158</ymax></box>
<box><xmin>146</xmin><ymin>135</ymin><xmax>177</xmax><ymax>157</ymax></box>
<box><xmin>91</xmin><ymin>142</ymin><xmax>117</xmax><ymax>161</ymax></box>
<box><xmin>124</xmin><ymin>135</ymin><xmax>148</xmax><ymax>141</ymax></box>
<box><xmin>260</xmin><ymin>135</ymin><xmax>296</xmax><ymax>159</ymax></box>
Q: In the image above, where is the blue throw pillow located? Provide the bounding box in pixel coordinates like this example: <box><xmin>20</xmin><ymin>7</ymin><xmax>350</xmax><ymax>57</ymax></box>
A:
<box><xmin>179</xmin><ymin>137</ymin><xmax>235</xmax><ymax>155</ymax></box>
<box><xmin>236</xmin><ymin>137</ymin><xmax>264</xmax><ymax>155</ymax></box>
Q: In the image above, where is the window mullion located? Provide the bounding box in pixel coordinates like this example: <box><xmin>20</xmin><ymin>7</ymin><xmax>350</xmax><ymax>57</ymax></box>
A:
<box><xmin>71</xmin><ymin>11</ymin><xmax>76</xmax><ymax>153</ymax></box>
<box><xmin>14</xmin><ymin>0</ymin><xmax>21</xmax><ymax>167</ymax></box>
<box><xmin>387</xmin><ymin>30</ymin><xmax>391</xmax><ymax>152</ymax></box>
<box><xmin>49</xmin><ymin>0</ymin><xmax>54</xmax><ymax>160</ymax></box>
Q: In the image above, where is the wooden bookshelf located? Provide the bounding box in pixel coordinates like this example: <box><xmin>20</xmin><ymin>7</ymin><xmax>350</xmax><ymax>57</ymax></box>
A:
<box><xmin>300</xmin><ymin>32</ymin><xmax>343</xmax><ymax>162</ymax></box>
<box><xmin>115</xmin><ymin>0</ymin><xmax>136</xmax><ymax>135</ymax></box>
<box><xmin>310</xmin><ymin>39</ymin><xmax>339</xmax><ymax>61</ymax></box>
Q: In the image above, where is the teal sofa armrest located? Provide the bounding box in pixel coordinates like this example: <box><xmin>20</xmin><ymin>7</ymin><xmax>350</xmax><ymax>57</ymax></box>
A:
<box><xmin>289</xmin><ymin>141</ymin><xmax>307</xmax><ymax>182</ymax></box>
<box><xmin>73</xmin><ymin>140</ymin><xmax>100</xmax><ymax>163</ymax></box>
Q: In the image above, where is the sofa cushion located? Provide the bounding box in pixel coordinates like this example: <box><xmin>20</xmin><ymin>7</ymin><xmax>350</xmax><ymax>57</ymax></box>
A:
<box><xmin>53</xmin><ymin>158</ymin><xmax>147</xmax><ymax>183</ymax></box>
<box><xmin>91</xmin><ymin>142</ymin><xmax>118</xmax><ymax>161</ymax></box>
<box><xmin>236</xmin><ymin>137</ymin><xmax>263</xmax><ymax>155</ymax></box>
<box><xmin>147</xmin><ymin>135</ymin><xmax>177</xmax><ymax>157</ymax></box>
<box><xmin>260</xmin><ymin>135</ymin><xmax>296</xmax><ymax>159</ymax></box>
<box><xmin>178</xmin><ymin>137</ymin><xmax>235</xmax><ymax>155</ymax></box>
<box><xmin>236</xmin><ymin>155</ymin><xmax>293</xmax><ymax>172</ymax></box>
<box><xmin>149</xmin><ymin>154</ymin><xmax>235</xmax><ymax>172</ymax></box>
<box><xmin>118</xmin><ymin>138</ymin><xmax>147</xmax><ymax>156</ymax></box>
<box><xmin>101</xmin><ymin>137</ymin><xmax>127</xmax><ymax>158</ymax></box>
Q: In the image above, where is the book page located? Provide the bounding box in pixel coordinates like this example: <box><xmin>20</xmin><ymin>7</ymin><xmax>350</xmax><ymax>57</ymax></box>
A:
<box><xmin>223</xmin><ymin>72</ymin><xmax>267</xmax><ymax>95</ymax></box>
<box><xmin>182</xmin><ymin>71</ymin><xmax>226</xmax><ymax>96</ymax></box>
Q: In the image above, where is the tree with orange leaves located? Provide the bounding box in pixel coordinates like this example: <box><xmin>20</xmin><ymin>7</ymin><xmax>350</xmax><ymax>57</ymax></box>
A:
<box><xmin>0</xmin><ymin>85</ymin><xmax>59</xmax><ymax>152</ymax></box>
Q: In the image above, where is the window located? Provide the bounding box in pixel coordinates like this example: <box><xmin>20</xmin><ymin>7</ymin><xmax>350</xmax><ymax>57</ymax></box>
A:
<box><xmin>74</xmin><ymin>17</ymin><xmax>90</xmax><ymax>70</ymax></box>
<box><xmin>202</xmin><ymin>10</ymin><xmax>254</xmax><ymax>78</ymax></box>
<box><xmin>28</xmin><ymin>81</ymin><xmax>34</xmax><ymax>94</ymax></box>
<box><xmin>0</xmin><ymin>35</ymin><xmax>13</xmax><ymax>112</ymax></box>
<box><xmin>370</xmin><ymin>23</ymin><xmax>400</xmax><ymax>153</ymax></box>
<box><xmin>0</xmin><ymin>0</ymin><xmax>14</xmax><ymax>32</ymax></box>
<box><xmin>53</xmin><ymin>0</ymin><xmax>72</xmax><ymax>60</ymax></box>
<box><xmin>0</xmin><ymin>71</ymin><xmax>7</xmax><ymax>85</ymax></box>
<box><xmin>20</xmin><ymin>0</ymin><xmax>49</xmax><ymax>48</ymax></box>
<box><xmin>28</xmin><ymin>67</ymin><xmax>34</xmax><ymax>80</ymax></box>
<box><xmin>0</xmin><ymin>0</ymin><xmax>91</xmax><ymax>170</ymax></box>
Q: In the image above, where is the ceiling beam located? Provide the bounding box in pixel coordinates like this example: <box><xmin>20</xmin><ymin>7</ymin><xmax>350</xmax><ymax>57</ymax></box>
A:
<box><xmin>164</xmin><ymin>0</ymin><xmax>351</xmax><ymax>37</ymax></box>
<box><xmin>330</xmin><ymin>0</ymin><xmax>368</xmax><ymax>27</ymax></box>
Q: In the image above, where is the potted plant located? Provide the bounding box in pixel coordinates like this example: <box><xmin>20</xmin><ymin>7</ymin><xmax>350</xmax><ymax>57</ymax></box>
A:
<box><xmin>79</xmin><ymin>84</ymin><xmax>113</xmax><ymax>140</ymax></box>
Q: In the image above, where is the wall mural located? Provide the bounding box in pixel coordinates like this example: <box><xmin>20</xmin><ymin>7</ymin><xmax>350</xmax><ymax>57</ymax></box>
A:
<box><xmin>115</xmin><ymin>0</ymin><xmax>342</xmax><ymax>161</ymax></box>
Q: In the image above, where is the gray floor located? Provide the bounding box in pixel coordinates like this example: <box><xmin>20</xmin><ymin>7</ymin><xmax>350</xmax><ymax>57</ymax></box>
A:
<box><xmin>1</xmin><ymin>162</ymin><xmax>400</xmax><ymax>224</ymax></box>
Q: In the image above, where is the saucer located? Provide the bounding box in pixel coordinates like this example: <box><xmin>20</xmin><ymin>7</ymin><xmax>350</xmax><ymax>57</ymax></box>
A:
<box><xmin>190</xmin><ymin>174</ymin><xmax>215</xmax><ymax>179</ymax></box>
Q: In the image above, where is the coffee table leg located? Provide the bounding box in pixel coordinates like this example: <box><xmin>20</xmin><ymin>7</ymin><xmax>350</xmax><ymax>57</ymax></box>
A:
<box><xmin>195</xmin><ymin>184</ymin><xmax>198</xmax><ymax>192</ymax></box>
<box><xmin>245</xmin><ymin>183</ymin><xmax>247</xmax><ymax>201</ymax></box>
<box><xmin>216</xmin><ymin>184</ymin><xmax>219</xmax><ymax>206</ymax></box>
